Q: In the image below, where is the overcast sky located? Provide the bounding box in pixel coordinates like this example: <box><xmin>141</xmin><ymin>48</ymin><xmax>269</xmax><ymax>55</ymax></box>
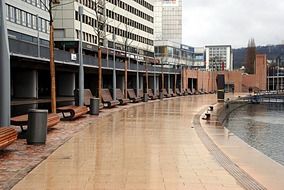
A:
<box><xmin>182</xmin><ymin>0</ymin><xmax>284</xmax><ymax>48</ymax></box>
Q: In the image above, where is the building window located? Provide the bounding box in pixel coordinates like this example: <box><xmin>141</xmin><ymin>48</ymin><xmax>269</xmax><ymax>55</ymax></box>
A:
<box><xmin>22</xmin><ymin>11</ymin><xmax>27</xmax><ymax>26</ymax></box>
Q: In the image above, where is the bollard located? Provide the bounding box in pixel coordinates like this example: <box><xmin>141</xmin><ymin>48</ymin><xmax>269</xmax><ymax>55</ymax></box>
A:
<box><xmin>143</xmin><ymin>93</ymin><xmax>148</xmax><ymax>102</ymax></box>
<box><xmin>27</xmin><ymin>109</ymin><xmax>48</xmax><ymax>145</ymax></box>
<box><xmin>159</xmin><ymin>92</ymin><xmax>163</xmax><ymax>100</ymax></box>
<box><xmin>90</xmin><ymin>98</ymin><xmax>100</xmax><ymax>115</ymax></box>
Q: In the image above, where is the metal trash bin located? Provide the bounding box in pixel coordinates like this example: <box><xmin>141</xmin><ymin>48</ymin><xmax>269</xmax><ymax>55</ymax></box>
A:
<box><xmin>27</xmin><ymin>109</ymin><xmax>48</xmax><ymax>145</ymax></box>
<box><xmin>159</xmin><ymin>91</ymin><xmax>163</xmax><ymax>100</ymax></box>
<box><xmin>143</xmin><ymin>93</ymin><xmax>148</xmax><ymax>102</ymax></box>
<box><xmin>90</xmin><ymin>98</ymin><xmax>100</xmax><ymax>115</ymax></box>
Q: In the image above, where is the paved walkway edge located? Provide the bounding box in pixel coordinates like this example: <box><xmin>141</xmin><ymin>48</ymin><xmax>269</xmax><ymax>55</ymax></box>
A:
<box><xmin>193</xmin><ymin>107</ymin><xmax>267</xmax><ymax>190</ymax></box>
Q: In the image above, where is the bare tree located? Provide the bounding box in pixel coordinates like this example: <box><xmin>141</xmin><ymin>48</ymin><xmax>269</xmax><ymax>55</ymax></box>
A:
<box><xmin>90</xmin><ymin>0</ymin><xmax>115</xmax><ymax>101</ymax></box>
<box><xmin>142</xmin><ymin>35</ymin><xmax>154</xmax><ymax>94</ymax></box>
<box><xmin>245</xmin><ymin>38</ymin><xmax>256</xmax><ymax>74</ymax></box>
<box><xmin>46</xmin><ymin>0</ymin><xmax>62</xmax><ymax>113</ymax></box>
<box><xmin>120</xmin><ymin>20</ymin><xmax>136</xmax><ymax>98</ymax></box>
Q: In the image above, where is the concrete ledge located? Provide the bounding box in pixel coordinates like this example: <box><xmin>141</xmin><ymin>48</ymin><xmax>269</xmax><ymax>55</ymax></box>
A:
<box><xmin>199</xmin><ymin>101</ymin><xmax>284</xmax><ymax>190</ymax></box>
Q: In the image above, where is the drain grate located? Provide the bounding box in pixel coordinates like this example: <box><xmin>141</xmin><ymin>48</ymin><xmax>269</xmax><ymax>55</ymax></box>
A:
<box><xmin>193</xmin><ymin>110</ymin><xmax>267</xmax><ymax>190</ymax></box>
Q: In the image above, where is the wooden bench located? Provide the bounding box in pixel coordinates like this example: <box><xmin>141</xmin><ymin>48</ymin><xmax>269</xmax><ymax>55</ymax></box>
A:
<box><xmin>57</xmin><ymin>105</ymin><xmax>88</xmax><ymax>120</ymax></box>
<box><xmin>148</xmin><ymin>89</ymin><xmax>158</xmax><ymax>100</ymax></box>
<box><xmin>0</xmin><ymin>127</ymin><xmax>18</xmax><ymax>150</ymax></box>
<box><xmin>182</xmin><ymin>89</ymin><xmax>188</xmax><ymax>96</ymax></box>
<box><xmin>101</xmin><ymin>89</ymin><xmax>120</xmax><ymax>108</ymax></box>
<box><xmin>192</xmin><ymin>88</ymin><xmax>199</xmax><ymax>95</ymax></box>
<box><xmin>168</xmin><ymin>89</ymin><xmax>177</xmax><ymax>97</ymax></box>
<box><xmin>83</xmin><ymin>89</ymin><xmax>104</xmax><ymax>109</ymax></box>
<box><xmin>115</xmin><ymin>89</ymin><xmax>131</xmax><ymax>105</ymax></box>
<box><xmin>127</xmin><ymin>89</ymin><xmax>141</xmax><ymax>103</ymax></box>
<box><xmin>162</xmin><ymin>89</ymin><xmax>171</xmax><ymax>98</ymax></box>
<box><xmin>176</xmin><ymin>88</ymin><xmax>183</xmax><ymax>96</ymax></box>
<box><xmin>198</xmin><ymin>89</ymin><xmax>205</xmax><ymax>95</ymax></box>
<box><xmin>11</xmin><ymin>113</ymin><xmax>60</xmax><ymax>131</ymax></box>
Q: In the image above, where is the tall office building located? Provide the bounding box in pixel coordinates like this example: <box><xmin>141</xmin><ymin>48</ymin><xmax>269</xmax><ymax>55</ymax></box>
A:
<box><xmin>154</xmin><ymin>0</ymin><xmax>182</xmax><ymax>44</ymax></box>
<box><xmin>53</xmin><ymin>0</ymin><xmax>154</xmax><ymax>56</ymax></box>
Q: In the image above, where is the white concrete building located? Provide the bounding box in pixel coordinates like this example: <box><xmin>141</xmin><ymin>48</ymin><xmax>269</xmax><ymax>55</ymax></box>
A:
<box><xmin>154</xmin><ymin>0</ymin><xmax>182</xmax><ymax>44</ymax></box>
<box><xmin>205</xmin><ymin>45</ymin><xmax>233</xmax><ymax>71</ymax></box>
<box><xmin>53</xmin><ymin>0</ymin><xmax>154</xmax><ymax>56</ymax></box>
<box><xmin>5</xmin><ymin>0</ymin><xmax>50</xmax><ymax>45</ymax></box>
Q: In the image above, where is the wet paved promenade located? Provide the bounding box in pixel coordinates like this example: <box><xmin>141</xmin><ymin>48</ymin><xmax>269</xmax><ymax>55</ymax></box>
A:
<box><xmin>12</xmin><ymin>95</ymin><xmax>243</xmax><ymax>190</ymax></box>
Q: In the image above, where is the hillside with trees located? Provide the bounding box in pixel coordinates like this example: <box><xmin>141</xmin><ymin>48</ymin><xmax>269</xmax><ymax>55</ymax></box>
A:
<box><xmin>233</xmin><ymin>44</ymin><xmax>284</xmax><ymax>69</ymax></box>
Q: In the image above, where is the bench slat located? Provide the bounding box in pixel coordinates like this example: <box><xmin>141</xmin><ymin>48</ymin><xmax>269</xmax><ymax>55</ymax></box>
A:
<box><xmin>0</xmin><ymin>127</ymin><xmax>18</xmax><ymax>149</ymax></box>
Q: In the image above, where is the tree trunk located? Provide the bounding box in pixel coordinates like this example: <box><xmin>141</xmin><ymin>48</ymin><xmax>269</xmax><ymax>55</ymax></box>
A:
<box><xmin>49</xmin><ymin>23</ymin><xmax>56</xmax><ymax>113</ymax></box>
<box><xmin>98</xmin><ymin>47</ymin><xmax>102</xmax><ymax>102</ymax></box>
<box><xmin>174</xmin><ymin>72</ymin><xmax>177</xmax><ymax>93</ymax></box>
<box><xmin>161</xmin><ymin>63</ymin><xmax>164</xmax><ymax>90</ymax></box>
<box><xmin>145</xmin><ymin>62</ymin><xmax>148</xmax><ymax>93</ymax></box>
<box><xmin>124</xmin><ymin>58</ymin><xmax>128</xmax><ymax>98</ymax></box>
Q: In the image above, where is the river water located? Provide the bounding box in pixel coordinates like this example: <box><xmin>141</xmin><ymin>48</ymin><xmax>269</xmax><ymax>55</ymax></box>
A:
<box><xmin>225</xmin><ymin>103</ymin><xmax>284</xmax><ymax>166</ymax></box>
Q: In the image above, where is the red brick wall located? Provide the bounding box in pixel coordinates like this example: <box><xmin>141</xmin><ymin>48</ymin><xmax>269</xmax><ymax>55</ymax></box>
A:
<box><xmin>182</xmin><ymin>54</ymin><xmax>267</xmax><ymax>92</ymax></box>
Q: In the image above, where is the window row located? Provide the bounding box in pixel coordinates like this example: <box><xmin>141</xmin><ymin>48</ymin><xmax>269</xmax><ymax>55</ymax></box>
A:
<box><xmin>74</xmin><ymin>11</ymin><xmax>153</xmax><ymax>46</ymax></box>
<box><xmin>6</xmin><ymin>5</ymin><xmax>49</xmax><ymax>33</ymax></box>
<box><xmin>75</xmin><ymin>0</ymin><xmax>153</xmax><ymax>23</ymax></box>
<box><xmin>75</xmin><ymin>11</ymin><xmax>98</xmax><ymax>28</ymax></box>
<box><xmin>106</xmin><ymin>24</ymin><xmax>153</xmax><ymax>46</ymax></box>
<box><xmin>106</xmin><ymin>9</ymin><xmax>153</xmax><ymax>34</ymax></box>
<box><xmin>107</xmin><ymin>0</ymin><xmax>153</xmax><ymax>23</ymax></box>
<box><xmin>21</xmin><ymin>0</ymin><xmax>49</xmax><ymax>11</ymax></box>
<box><xmin>133</xmin><ymin>0</ymin><xmax>153</xmax><ymax>11</ymax></box>
<box><xmin>76</xmin><ymin>30</ymin><xmax>97</xmax><ymax>44</ymax></box>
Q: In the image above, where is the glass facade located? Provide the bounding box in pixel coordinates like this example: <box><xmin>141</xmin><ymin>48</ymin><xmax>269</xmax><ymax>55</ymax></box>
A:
<box><xmin>154</xmin><ymin>0</ymin><xmax>182</xmax><ymax>44</ymax></box>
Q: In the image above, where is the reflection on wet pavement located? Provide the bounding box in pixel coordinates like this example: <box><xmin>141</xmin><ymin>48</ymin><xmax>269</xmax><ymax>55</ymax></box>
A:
<box><xmin>12</xmin><ymin>95</ymin><xmax>243</xmax><ymax>190</ymax></box>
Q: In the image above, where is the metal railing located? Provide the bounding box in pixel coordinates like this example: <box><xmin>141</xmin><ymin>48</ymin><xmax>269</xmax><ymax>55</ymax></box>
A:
<box><xmin>9</xmin><ymin>38</ymin><xmax>180</xmax><ymax>74</ymax></box>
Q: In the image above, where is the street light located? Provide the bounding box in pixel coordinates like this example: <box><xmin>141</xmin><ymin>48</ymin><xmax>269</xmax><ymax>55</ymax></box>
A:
<box><xmin>78</xmin><ymin>6</ymin><xmax>84</xmax><ymax>106</ymax></box>
<box><xmin>136</xmin><ymin>48</ymin><xmax>139</xmax><ymax>95</ymax></box>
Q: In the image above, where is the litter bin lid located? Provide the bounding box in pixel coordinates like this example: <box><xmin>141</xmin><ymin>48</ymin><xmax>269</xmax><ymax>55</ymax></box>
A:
<box><xmin>28</xmin><ymin>109</ymin><xmax>48</xmax><ymax>113</ymax></box>
<box><xmin>90</xmin><ymin>97</ymin><xmax>100</xmax><ymax>100</ymax></box>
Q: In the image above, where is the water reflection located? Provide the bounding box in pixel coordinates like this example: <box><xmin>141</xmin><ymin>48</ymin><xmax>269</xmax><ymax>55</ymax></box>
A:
<box><xmin>225</xmin><ymin>103</ymin><xmax>284</xmax><ymax>165</ymax></box>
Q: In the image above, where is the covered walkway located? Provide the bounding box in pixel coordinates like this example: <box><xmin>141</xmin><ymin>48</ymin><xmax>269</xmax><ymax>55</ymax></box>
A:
<box><xmin>12</xmin><ymin>95</ymin><xmax>243</xmax><ymax>190</ymax></box>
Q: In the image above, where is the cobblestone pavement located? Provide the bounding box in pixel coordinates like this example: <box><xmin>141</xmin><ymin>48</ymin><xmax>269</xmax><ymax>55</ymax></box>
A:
<box><xmin>3</xmin><ymin>95</ymin><xmax>245</xmax><ymax>190</ymax></box>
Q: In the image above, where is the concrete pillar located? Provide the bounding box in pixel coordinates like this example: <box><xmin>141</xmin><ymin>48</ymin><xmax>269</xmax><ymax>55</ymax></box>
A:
<box><xmin>155</xmin><ymin>76</ymin><xmax>159</xmax><ymax>95</ymax></box>
<box><xmin>148</xmin><ymin>76</ymin><xmax>153</xmax><ymax>89</ymax></box>
<box><xmin>168</xmin><ymin>73</ymin><xmax>170</xmax><ymax>91</ymax></box>
<box><xmin>13</xmin><ymin>70</ymin><xmax>37</xmax><ymax>98</ymax></box>
<box><xmin>139</xmin><ymin>76</ymin><xmax>143</xmax><ymax>90</ymax></box>
<box><xmin>118</xmin><ymin>75</ymin><xmax>125</xmax><ymax>95</ymax></box>
<box><xmin>0</xmin><ymin>0</ymin><xmax>11</xmax><ymax>125</ymax></box>
<box><xmin>57</xmin><ymin>72</ymin><xmax>75</xmax><ymax>96</ymax></box>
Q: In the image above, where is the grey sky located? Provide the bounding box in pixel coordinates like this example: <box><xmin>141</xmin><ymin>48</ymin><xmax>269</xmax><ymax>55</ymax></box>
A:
<box><xmin>182</xmin><ymin>0</ymin><xmax>284</xmax><ymax>48</ymax></box>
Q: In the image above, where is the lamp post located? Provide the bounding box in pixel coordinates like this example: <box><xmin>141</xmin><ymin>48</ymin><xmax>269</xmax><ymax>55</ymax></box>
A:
<box><xmin>0</xmin><ymin>0</ymin><xmax>11</xmax><ymax>126</ymax></box>
<box><xmin>78</xmin><ymin>6</ymin><xmax>84</xmax><ymax>106</ymax></box>
<box><xmin>153</xmin><ymin>54</ymin><xmax>157</xmax><ymax>96</ymax></box>
<box><xmin>277</xmin><ymin>56</ymin><xmax>280</xmax><ymax>91</ymax></box>
<box><xmin>136</xmin><ymin>49</ymin><xmax>139</xmax><ymax>95</ymax></box>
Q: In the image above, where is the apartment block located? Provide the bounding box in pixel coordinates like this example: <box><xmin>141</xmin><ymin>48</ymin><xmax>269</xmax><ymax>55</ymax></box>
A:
<box><xmin>205</xmin><ymin>45</ymin><xmax>233</xmax><ymax>71</ymax></box>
